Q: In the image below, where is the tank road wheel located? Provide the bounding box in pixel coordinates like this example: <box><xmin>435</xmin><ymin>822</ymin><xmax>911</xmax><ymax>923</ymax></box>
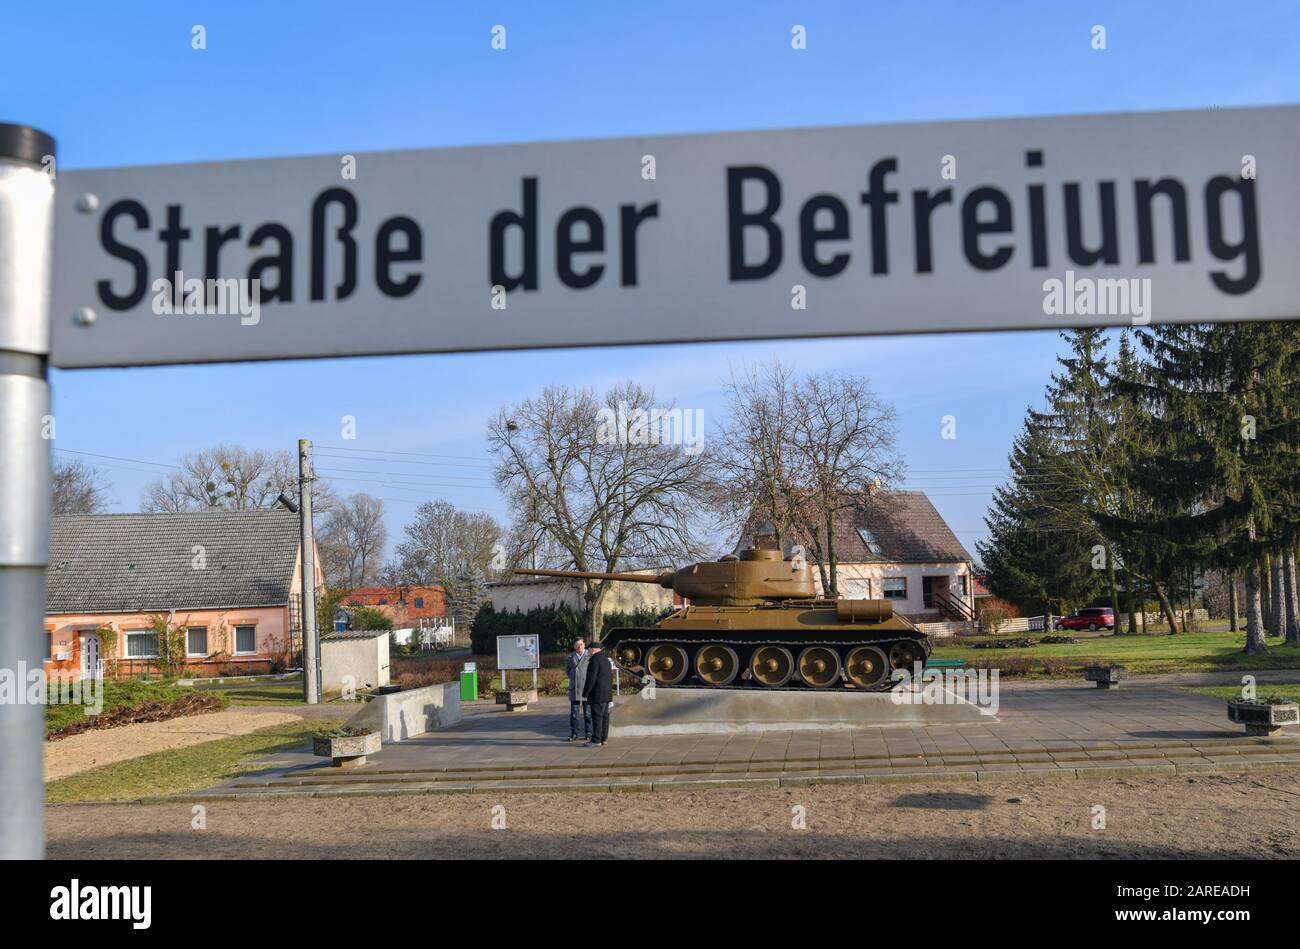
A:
<box><xmin>844</xmin><ymin>646</ymin><xmax>890</xmax><ymax>689</ymax></box>
<box><xmin>645</xmin><ymin>643</ymin><xmax>689</xmax><ymax>686</ymax></box>
<box><xmin>797</xmin><ymin>646</ymin><xmax>841</xmax><ymax>688</ymax></box>
<box><xmin>750</xmin><ymin>645</ymin><xmax>795</xmax><ymax>688</ymax></box>
<box><xmin>888</xmin><ymin>641</ymin><xmax>925</xmax><ymax>674</ymax></box>
<box><xmin>694</xmin><ymin>644</ymin><xmax>740</xmax><ymax>687</ymax></box>
<box><xmin>613</xmin><ymin>642</ymin><xmax>642</xmax><ymax>670</ymax></box>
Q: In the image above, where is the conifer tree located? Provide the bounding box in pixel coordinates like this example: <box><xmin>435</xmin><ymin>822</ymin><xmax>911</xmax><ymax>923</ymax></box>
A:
<box><xmin>978</xmin><ymin>410</ymin><xmax>1101</xmax><ymax>619</ymax></box>
<box><xmin>1130</xmin><ymin>321</ymin><xmax>1300</xmax><ymax>654</ymax></box>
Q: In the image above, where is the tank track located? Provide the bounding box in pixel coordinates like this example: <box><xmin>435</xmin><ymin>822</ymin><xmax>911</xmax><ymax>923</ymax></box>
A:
<box><xmin>605</xmin><ymin>628</ymin><xmax>931</xmax><ymax>693</ymax></box>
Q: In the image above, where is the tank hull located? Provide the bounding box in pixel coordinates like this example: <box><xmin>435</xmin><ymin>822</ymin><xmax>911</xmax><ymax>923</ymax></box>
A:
<box><xmin>604</xmin><ymin>602</ymin><xmax>931</xmax><ymax>692</ymax></box>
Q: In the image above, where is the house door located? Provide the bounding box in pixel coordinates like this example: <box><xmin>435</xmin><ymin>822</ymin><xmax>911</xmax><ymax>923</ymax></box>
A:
<box><xmin>922</xmin><ymin>576</ymin><xmax>949</xmax><ymax>610</ymax></box>
<box><xmin>80</xmin><ymin>632</ymin><xmax>102</xmax><ymax>679</ymax></box>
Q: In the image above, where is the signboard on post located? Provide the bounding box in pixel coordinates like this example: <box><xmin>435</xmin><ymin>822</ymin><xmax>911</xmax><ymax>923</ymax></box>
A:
<box><xmin>48</xmin><ymin>105</ymin><xmax>1300</xmax><ymax>369</ymax></box>
<box><xmin>496</xmin><ymin>634</ymin><xmax>540</xmax><ymax>671</ymax></box>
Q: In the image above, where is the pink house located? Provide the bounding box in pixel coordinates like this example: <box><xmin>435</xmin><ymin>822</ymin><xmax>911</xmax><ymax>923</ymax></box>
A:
<box><xmin>45</xmin><ymin>509</ymin><xmax>323</xmax><ymax>680</ymax></box>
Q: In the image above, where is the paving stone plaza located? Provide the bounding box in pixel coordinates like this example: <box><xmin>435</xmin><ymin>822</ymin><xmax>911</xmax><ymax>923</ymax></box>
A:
<box><xmin>189</xmin><ymin>677</ymin><xmax>1300</xmax><ymax>800</ymax></box>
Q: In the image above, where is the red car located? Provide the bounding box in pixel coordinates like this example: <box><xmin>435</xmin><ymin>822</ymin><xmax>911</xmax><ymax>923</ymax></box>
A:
<box><xmin>1057</xmin><ymin>607</ymin><xmax>1115</xmax><ymax>631</ymax></box>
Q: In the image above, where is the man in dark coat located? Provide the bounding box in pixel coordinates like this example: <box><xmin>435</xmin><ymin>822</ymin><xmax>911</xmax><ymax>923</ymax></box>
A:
<box><xmin>581</xmin><ymin>642</ymin><xmax>616</xmax><ymax>746</ymax></box>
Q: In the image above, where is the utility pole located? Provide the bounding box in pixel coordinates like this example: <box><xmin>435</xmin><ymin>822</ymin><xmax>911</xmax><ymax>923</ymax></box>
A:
<box><xmin>0</xmin><ymin>123</ymin><xmax>56</xmax><ymax>859</ymax></box>
<box><xmin>299</xmin><ymin>438</ymin><xmax>320</xmax><ymax>704</ymax></box>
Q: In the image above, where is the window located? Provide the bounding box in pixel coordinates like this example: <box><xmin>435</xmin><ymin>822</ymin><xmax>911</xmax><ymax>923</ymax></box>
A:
<box><xmin>856</xmin><ymin>528</ymin><xmax>884</xmax><ymax>555</ymax></box>
<box><xmin>414</xmin><ymin>597</ymin><xmax>424</xmax><ymax>609</ymax></box>
<box><xmin>882</xmin><ymin>577</ymin><xmax>907</xmax><ymax>600</ymax></box>
<box><xmin>378</xmin><ymin>598</ymin><xmax>388</xmax><ymax>605</ymax></box>
<box><xmin>187</xmin><ymin>626</ymin><xmax>208</xmax><ymax>657</ymax></box>
<box><xmin>841</xmin><ymin>579</ymin><xmax>872</xmax><ymax>600</ymax></box>
<box><xmin>958</xmin><ymin>575</ymin><xmax>969</xmax><ymax>596</ymax></box>
<box><xmin>234</xmin><ymin>625</ymin><xmax>256</xmax><ymax>655</ymax></box>
<box><xmin>45</xmin><ymin>631</ymin><xmax>52</xmax><ymax>662</ymax></box>
<box><xmin>126</xmin><ymin>631</ymin><xmax>159</xmax><ymax>658</ymax></box>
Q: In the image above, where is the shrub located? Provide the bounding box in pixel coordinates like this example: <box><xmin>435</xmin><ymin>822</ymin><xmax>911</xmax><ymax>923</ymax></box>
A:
<box><xmin>351</xmin><ymin>606</ymin><xmax>393</xmax><ymax>631</ymax></box>
<box><xmin>390</xmin><ymin>653</ymin><xmax>570</xmax><ymax>697</ymax></box>
<box><xmin>601</xmin><ymin>608</ymin><xmax>662</xmax><ymax>634</ymax></box>
<box><xmin>470</xmin><ymin>603</ymin><xmax>585</xmax><ymax>654</ymax></box>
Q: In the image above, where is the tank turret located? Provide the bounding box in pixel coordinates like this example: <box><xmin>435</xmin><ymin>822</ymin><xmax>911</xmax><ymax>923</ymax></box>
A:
<box><xmin>513</xmin><ymin>547</ymin><xmax>816</xmax><ymax>607</ymax></box>
<box><xmin>511</xmin><ymin>548</ymin><xmax>929</xmax><ymax>691</ymax></box>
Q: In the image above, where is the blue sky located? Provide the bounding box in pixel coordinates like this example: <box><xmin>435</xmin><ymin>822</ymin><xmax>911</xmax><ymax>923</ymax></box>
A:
<box><xmin>4</xmin><ymin>0</ymin><xmax>1299</xmax><ymax>562</ymax></box>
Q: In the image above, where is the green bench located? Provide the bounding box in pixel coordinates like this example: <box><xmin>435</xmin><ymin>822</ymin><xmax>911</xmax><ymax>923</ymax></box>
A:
<box><xmin>926</xmin><ymin>658</ymin><xmax>966</xmax><ymax>670</ymax></box>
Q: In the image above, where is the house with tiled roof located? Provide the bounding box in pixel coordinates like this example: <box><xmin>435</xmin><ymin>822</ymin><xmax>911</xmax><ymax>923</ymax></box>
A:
<box><xmin>44</xmin><ymin>510</ymin><xmax>322</xmax><ymax>679</ymax></box>
<box><xmin>737</xmin><ymin>490</ymin><xmax>977</xmax><ymax>623</ymax></box>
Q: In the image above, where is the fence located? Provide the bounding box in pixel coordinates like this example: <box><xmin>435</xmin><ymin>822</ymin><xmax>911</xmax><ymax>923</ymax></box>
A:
<box><xmin>400</xmin><ymin>618</ymin><xmax>458</xmax><ymax>650</ymax></box>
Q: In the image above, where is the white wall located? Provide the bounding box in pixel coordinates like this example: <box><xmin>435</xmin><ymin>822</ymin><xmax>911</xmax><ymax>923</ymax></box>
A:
<box><xmin>320</xmin><ymin>631</ymin><xmax>390</xmax><ymax>693</ymax></box>
<box><xmin>817</xmin><ymin>561</ymin><xmax>974</xmax><ymax>616</ymax></box>
<box><xmin>487</xmin><ymin>572</ymin><xmax>676</xmax><ymax>626</ymax></box>
<box><xmin>345</xmin><ymin>681</ymin><xmax>461</xmax><ymax>742</ymax></box>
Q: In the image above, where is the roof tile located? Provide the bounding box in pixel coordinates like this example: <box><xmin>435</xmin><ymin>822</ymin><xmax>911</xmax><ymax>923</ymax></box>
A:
<box><xmin>46</xmin><ymin>510</ymin><xmax>301</xmax><ymax>613</ymax></box>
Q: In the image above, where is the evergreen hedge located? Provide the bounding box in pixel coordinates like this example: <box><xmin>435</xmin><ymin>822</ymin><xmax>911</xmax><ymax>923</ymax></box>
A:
<box><xmin>470</xmin><ymin>603</ymin><xmax>586</xmax><ymax>654</ymax></box>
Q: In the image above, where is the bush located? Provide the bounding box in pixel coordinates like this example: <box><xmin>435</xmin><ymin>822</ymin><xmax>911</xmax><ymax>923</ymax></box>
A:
<box><xmin>470</xmin><ymin>603</ymin><xmax>585</xmax><ymax>654</ymax></box>
<box><xmin>390</xmin><ymin>653</ymin><xmax>570</xmax><ymax>697</ymax></box>
<box><xmin>601</xmin><ymin>608</ymin><xmax>662</xmax><ymax>635</ymax></box>
<box><xmin>351</xmin><ymin>606</ymin><xmax>393</xmax><ymax>631</ymax></box>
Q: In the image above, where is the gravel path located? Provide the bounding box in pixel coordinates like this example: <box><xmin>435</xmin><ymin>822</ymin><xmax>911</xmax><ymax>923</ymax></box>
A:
<box><xmin>45</xmin><ymin>710</ymin><xmax>303</xmax><ymax>783</ymax></box>
<box><xmin>47</xmin><ymin>770</ymin><xmax>1300</xmax><ymax>858</ymax></box>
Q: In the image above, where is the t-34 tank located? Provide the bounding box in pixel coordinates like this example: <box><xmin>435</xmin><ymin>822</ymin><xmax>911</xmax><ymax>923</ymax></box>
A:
<box><xmin>513</xmin><ymin>547</ymin><xmax>929</xmax><ymax>691</ymax></box>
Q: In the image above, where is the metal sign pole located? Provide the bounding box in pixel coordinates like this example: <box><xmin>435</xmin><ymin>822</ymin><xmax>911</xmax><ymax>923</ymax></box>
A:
<box><xmin>0</xmin><ymin>123</ymin><xmax>56</xmax><ymax>859</ymax></box>
<box><xmin>299</xmin><ymin>439</ymin><xmax>319</xmax><ymax>704</ymax></box>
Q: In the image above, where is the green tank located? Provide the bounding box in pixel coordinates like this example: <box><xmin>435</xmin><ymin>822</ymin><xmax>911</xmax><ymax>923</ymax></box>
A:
<box><xmin>513</xmin><ymin>547</ymin><xmax>929</xmax><ymax>691</ymax></box>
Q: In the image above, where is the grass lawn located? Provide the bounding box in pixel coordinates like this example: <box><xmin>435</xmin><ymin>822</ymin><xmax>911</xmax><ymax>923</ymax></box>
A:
<box><xmin>45</xmin><ymin>678</ymin><xmax>211</xmax><ymax>735</ymax></box>
<box><xmin>1179</xmin><ymin>683</ymin><xmax>1300</xmax><ymax>703</ymax></box>
<box><xmin>932</xmin><ymin>630</ymin><xmax>1300</xmax><ymax>675</ymax></box>
<box><xmin>45</xmin><ymin>718</ymin><xmax>346</xmax><ymax>804</ymax></box>
<box><xmin>208</xmin><ymin>682</ymin><xmax>308</xmax><ymax>706</ymax></box>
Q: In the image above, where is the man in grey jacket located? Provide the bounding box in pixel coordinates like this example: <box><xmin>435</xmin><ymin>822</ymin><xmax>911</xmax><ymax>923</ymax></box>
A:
<box><xmin>565</xmin><ymin>638</ymin><xmax>591</xmax><ymax>742</ymax></box>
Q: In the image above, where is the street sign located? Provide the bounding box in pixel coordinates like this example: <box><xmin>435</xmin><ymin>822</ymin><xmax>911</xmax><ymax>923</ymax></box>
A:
<box><xmin>48</xmin><ymin>105</ymin><xmax>1300</xmax><ymax>368</ymax></box>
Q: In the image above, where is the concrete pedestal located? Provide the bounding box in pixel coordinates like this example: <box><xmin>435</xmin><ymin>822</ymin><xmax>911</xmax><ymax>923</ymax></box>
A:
<box><xmin>608</xmin><ymin>685</ymin><xmax>995</xmax><ymax>736</ymax></box>
<box><xmin>496</xmin><ymin>689</ymin><xmax>538</xmax><ymax>712</ymax></box>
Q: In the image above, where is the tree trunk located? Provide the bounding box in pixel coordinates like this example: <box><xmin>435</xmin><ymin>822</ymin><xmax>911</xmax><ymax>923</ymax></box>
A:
<box><xmin>583</xmin><ymin>581</ymin><xmax>602</xmax><ymax>643</ymax></box>
<box><xmin>1228</xmin><ymin>569</ymin><xmax>1239</xmax><ymax>632</ymax></box>
<box><xmin>1123</xmin><ymin>560</ymin><xmax>1137</xmax><ymax>636</ymax></box>
<box><xmin>1105</xmin><ymin>547</ymin><xmax>1120</xmax><ymax>634</ymax></box>
<box><xmin>824</xmin><ymin>512</ymin><xmax>838</xmax><ymax>598</ymax></box>
<box><xmin>1286</xmin><ymin>551</ymin><xmax>1300</xmax><ymax>644</ymax></box>
<box><xmin>1244</xmin><ymin>564</ymin><xmax>1269</xmax><ymax>655</ymax></box>
<box><xmin>1270</xmin><ymin>554</ymin><xmax>1286</xmax><ymax>637</ymax></box>
<box><xmin>1261</xmin><ymin>553</ymin><xmax>1274</xmax><ymax>634</ymax></box>
<box><xmin>1153</xmin><ymin>581</ymin><xmax>1179</xmax><ymax>634</ymax></box>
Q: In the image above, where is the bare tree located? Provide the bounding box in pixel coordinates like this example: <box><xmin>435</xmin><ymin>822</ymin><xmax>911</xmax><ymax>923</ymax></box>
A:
<box><xmin>385</xmin><ymin>499</ymin><xmax>503</xmax><ymax>586</ymax></box>
<box><xmin>712</xmin><ymin>365</ymin><xmax>903</xmax><ymax>597</ymax></box>
<box><xmin>318</xmin><ymin>492</ymin><xmax>387</xmax><ymax>587</ymax></box>
<box><xmin>488</xmin><ymin>382</ymin><xmax>709</xmax><ymax>639</ymax></box>
<box><xmin>789</xmin><ymin>371</ymin><xmax>904</xmax><ymax>597</ymax></box>
<box><xmin>52</xmin><ymin>458</ymin><xmax>110</xmax><ymax>514</ymax></box>
<box><xmin>709</xmin><ymin>359</ymin><xmax>803</xmax><ymax>549</ymax></box>
<box><xmin>140</xmin><ymin>443</ymin><xmax>336</xmax><ymax>514</ymax></box>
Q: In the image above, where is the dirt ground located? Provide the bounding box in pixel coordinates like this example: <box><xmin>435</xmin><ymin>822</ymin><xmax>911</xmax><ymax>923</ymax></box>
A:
<box><xmin>44</xmin><ymin>710</ymin><xmax>302</xmax><ymax>782</ymax></box>
<box><xmin>47</xmin><ymin>770</ymin><xmax>1300</xmax><ymax>858</ymax></box>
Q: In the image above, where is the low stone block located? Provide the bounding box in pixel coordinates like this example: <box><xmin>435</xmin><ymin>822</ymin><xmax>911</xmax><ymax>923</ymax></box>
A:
<box><xmin>1084</xmin><ymin>665</ymin><xmax>1128</xmax><ymax>689</ymax></box>
<box><xmin>495</xmin><ymin>689</ymin><xmax>539</xmax><ymax>712</ymax></box>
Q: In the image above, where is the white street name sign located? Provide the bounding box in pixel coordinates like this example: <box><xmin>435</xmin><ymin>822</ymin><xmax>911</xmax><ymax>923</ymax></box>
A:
<box><xmin>48</xmin><ymin>105</ymin><xmax>1300</xmax><ymax>367</ymax></box>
